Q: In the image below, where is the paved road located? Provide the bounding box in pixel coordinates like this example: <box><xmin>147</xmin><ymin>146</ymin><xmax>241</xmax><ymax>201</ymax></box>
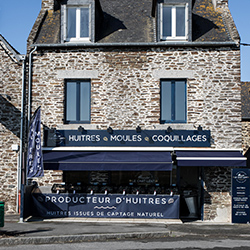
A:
<box><xmin>1</xmin><ymin>236</ymin><xmax>250</xmax><ymax>250</ymax></box>
<box><xmin>2</xmin><ymin>215</ymin><xmax>250</xmax><ymax>249</ymax></box>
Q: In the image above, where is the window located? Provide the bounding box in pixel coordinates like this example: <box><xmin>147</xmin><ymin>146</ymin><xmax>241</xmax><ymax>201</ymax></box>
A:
<box><xmin>65</xmin><ymin>80</ymin><xmax>91</xmax><ymax>123</ymax></box>
<box><xmin>160</xmin><ymin>4</ymin><xmax>188</xmax><ymax>41</ymax></box>
<box><xmin>66</xmin><ymin>6</ymin><xmax>90</xmax><ymax>41</ymax></box>
<box><xmin>161</xmin><ymin>80</ymin><xmax>186</xmax><ymax>123</ymax></box>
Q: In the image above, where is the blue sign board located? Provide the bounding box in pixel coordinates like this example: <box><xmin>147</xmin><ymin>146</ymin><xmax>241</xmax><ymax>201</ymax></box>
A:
<box><xmin>45</xmin><ymin>129</ymin><xmax>210</xmax><ymax>147</ymax></box>
<box><xmin>32</xmin><ymin>193</ymin><xmax>180</xmax><ymax>219</ymax></box>
<box><xmin>232</xmin><ymin>169</ymin><xmax>250</xmax><ymax>223</ymax></box>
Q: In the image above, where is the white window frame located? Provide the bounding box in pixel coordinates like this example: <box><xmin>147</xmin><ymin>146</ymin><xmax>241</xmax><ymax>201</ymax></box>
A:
<box><xmin>65</xmin><ymin>5</ymin><xmax>91</xmax><ymax>42</ymax></box>
<box><xmin>160</xmin><ymin>3</ymin><xmax>188</xmax><ymax>41</ymax></box>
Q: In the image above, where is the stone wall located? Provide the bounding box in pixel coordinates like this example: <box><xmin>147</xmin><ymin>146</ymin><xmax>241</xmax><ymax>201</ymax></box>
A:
<box><xmin>242</xmin><ymin>121</ymin><xmax>250</xmax><ymax>168</ymax></box>
<box><xmin>31</xmin><ymin>170</ymin><xmax>63</xmax><ymax>190</ymax></box>
<box><xmin>28</xmin><ymin>46</ymin><xmax>241</xmax><ymax>221</ymax></box>
<box><xmin>212</xmin><ymin>0</ymin><xmax>228</xmax><ymax>8</ymax></box>
<box><xmin>203</xmin><ymin>167</ymin><xmax>232</xmax><ymax>222</ymax></box>
<box><xmin>31</xmin><ymin>47</ymin><xmax>241</xmax><ymax>145</ymax></box>
<box><xmin>242</xmin><ymin>121</ymin><xmax>250</xmax><ymax>154</ymax></box>
<box><xmin>0</xmin><ymin>39</ymin><xmax>23</xmax><ymax>213</ymax></box>
<box><xmin>42</xmin><ymin>0</ymin><xmax>55</xmax><ymax>9</ymax></box>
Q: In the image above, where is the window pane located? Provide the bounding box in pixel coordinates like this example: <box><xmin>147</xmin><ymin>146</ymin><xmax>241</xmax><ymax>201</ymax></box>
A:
<box><xmin>175</xmin><ymin>81</ymin><xmax>186</xmax><ymax>121</ymax></box>
<box><xmin>66</xmin><ymin>82</ymin><xmax>77</xmax><ymax>121</ymax></box>
<box><xmin>80</xmin><ymin>81</ymin><xmax>90</xmax><ymax>121</ymax></box>
<box><xmin>162</xmin><ymin>6</ymin><xmax>171</xmax><ymax>37</ymax></box>
<box><xmin>67</xmin><ymin>8</ymin><xmax>76</xmax><ymax>38</ymax></box>
<box><xmin>161</xmin><ymin>81</ymin><xmax>172</xmax><ymax>121</ymax></box>
<box><xmin>80</xmin><ymin>8</ymin><xmax>89</xmax><ymax>38</ymax></box>
<box><xmin>176</xmin><ymin>7</ymin><xmax>185</xmax><ymax>37</ymax></box>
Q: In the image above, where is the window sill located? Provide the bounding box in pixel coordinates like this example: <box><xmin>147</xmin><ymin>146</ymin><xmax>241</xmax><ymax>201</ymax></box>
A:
<box><xmin>154</xmin><ymin>124</ymin><xmax>195</xmax><ymax>130</ymax></box>
<box><xmin>159</xmin><ymin>38</ymin><xmax>188</xmax><ymax>42</ymax></box>
<box><xmin>58</xmin><ymin>124</ymin><xmax>99</xmax><ymax>130</ymax></box>
<box><xmin>64</xmin><ymin>39</ymin><xmax>92</xmax><ymax>44</ymax></box>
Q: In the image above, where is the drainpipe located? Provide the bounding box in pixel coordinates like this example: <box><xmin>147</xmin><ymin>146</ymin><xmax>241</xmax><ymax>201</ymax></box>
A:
<box><xmin>18</xmin><ymin>55</ymin><xmax>26</xmax><ymax>222</ymax></box>
<box><xmin>20</xmin><ymin>46</ymin><xmax>37</xmax><ymax>223</ymax></box>
<box><xmin>18</xmin><ymin>56</ymin><xmax>26</xmax><ymax>208</ymax></box>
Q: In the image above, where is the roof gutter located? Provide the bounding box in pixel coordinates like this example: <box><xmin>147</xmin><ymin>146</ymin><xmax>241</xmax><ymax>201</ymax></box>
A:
<box><xmin>30</xmin><ymin>41</ymin><xmax>239</xmax><ymax>49</ymax></box>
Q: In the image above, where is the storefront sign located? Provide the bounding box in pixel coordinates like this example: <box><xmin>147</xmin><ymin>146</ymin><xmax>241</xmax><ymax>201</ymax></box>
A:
<box><xmin>232</xmin><ymin>169</ymin><xmax>250</xmax><ymax>223</ymax></box>
<box><xmin>44</xmin><ymin>129</ymin><xmax>210</xmax><ymax>147</ymax></box>
<box><xmin>32</xmin><ymin>193</ymin><xmax>180</xmax><ymax>219</ymax></box>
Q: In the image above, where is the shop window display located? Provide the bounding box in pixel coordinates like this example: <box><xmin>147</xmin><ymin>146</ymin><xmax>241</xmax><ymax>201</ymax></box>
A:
<box><xmin>61</xmin><ymin>170</ymin><xmax>177</xmax><ymax>195</ymax></box>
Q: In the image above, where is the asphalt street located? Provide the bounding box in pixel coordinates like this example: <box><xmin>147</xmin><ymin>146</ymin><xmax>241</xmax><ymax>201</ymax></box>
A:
<box><xmin>1</xmin><ymin>214</ymin><xmax>250</xmax><ymax>248</ymax></box>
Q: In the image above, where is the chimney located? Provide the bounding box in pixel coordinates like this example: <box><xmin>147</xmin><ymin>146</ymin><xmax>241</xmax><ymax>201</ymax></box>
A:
<box><xmin>42</xmin><ymin>0</ymin><xmax>55</xmax><ymax>10</ymax></box>
<box><xmin>212</xmin><ymin>0</ymin><xmax>228</xmax><ymax>9</ymax></box>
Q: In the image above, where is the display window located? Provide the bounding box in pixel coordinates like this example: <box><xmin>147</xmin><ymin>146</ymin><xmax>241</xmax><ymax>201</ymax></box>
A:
<box><xmin>61</xmin><ymin>169</ymin><xmax>177</xmax><ymax>195</ymax></box>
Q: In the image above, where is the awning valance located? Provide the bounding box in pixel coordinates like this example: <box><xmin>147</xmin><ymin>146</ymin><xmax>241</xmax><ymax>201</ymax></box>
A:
<box><xmin>176</xmin><ymin>150</ymin><xmax>246</xmax><ymax>167</ymax></box>
<box><xmin>43</xmin><ymin>151</ymin><xmax>173</xmax><ymax>171</ymax></box>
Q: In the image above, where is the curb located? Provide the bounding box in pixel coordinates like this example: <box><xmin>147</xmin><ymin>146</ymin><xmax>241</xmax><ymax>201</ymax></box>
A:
<box><xmin>0</xmin><ymin>231</ymin><xmax>173</xmax><ymax>246</ymax></box>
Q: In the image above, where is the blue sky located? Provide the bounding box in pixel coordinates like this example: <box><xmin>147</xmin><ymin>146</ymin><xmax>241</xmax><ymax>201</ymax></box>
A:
<box><xmin>0</xmin><ymin>0</ymin><xmax>249</xmax><ymax>81</ymax></box>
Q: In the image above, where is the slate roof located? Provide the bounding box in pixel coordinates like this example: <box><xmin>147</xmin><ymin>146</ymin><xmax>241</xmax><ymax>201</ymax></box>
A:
<box><xmin>192</xmin><ymin>0</ymin><xmax>230</xmax><ymax>42</ymax></box>
<box><xmin>242</xmin><ymin>82</ymin><xmax>250</xmax><ymax>119</ymax></box>
<box><xmin>35</xmin><ymin>9</ymin><xmax>61</xmax><ymax>45</ymax></box>
<box><xmin>34</xmin><ymin>0</ymin><xmax>235</xmax><ymax>45</ymax></box>
<box><xmin>96</xmin><ymin>0</ymin><xmax>154</xmax><ymax>43</ymax></box>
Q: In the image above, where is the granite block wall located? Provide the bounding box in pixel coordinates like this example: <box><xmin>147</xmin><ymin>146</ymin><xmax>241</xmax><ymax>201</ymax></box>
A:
<box><xmin>0</xmin><ymin>39</ymin><xmax>23</xmax><ymax>213</ymax></box>
<box><xmin>30</xmin><ymin>47</ymin><xmax>241</xmax><ymax>145</ymax></box>
<box><xmin>28</xmin><ymin>46</ymin><xmax>241</xmax><ymax>221</ymax></box>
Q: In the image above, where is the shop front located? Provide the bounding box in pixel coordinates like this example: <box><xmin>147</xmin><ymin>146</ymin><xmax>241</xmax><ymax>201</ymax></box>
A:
<box><xmin>31</xmin><ymin>129</ymin><xmax>246</xmax><ymax>220</ymax></box>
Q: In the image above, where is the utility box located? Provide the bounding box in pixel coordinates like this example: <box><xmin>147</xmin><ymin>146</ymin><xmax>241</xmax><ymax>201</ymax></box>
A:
<box><xmin>0</xmin><ymin>201</ymin><xmax>4</xmax><ymax>227</ymax></box>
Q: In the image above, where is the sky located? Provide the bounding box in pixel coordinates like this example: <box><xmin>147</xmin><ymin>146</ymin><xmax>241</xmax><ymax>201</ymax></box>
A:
<box><xmin>0</xmin><ymin>0</ymin><xmax>249</xmax><ymax>81</ymax></box>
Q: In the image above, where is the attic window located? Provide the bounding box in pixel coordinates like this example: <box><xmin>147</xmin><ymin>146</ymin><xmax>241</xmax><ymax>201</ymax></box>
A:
<box><xmin>160</xmin><ymin>3</ymin><xmax>188</xmax><ymax>41</ymax></box>
<box><xmin>66</xmin><ymin>6</ymin><xmax>90</xmax><ymax>42</ymax></box>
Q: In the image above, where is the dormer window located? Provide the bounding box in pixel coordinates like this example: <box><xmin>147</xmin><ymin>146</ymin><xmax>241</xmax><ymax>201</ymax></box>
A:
<box><xmin>155</xmin><ymin>0</ymin><xmax>191</xmax><ymax>42</ymax></box>
<box><xmin>61</xmin><ymin>0</ymin><xmax>97</xmax><ymax>43</ymax></box>
<box><xmin>160</xmin><ymin>4</ymin><xmax>188</xmax><ymax>41</ymax></box>
<box><xmin>66</xmin><ymin>6</ymin><xmax>90</xmax><ymax>41</ymax></box>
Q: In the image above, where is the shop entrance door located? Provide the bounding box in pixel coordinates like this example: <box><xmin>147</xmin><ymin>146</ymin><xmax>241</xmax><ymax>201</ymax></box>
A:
<box><xmin>178</xmin><ymin>166</ymin><xmax>202</xmax><ymax>219</ymax></box>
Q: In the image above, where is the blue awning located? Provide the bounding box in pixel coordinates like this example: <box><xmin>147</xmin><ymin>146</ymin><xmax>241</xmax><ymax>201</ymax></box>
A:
<box><xmin>43</xmin><ymin>151</ymin><xmax>173</xmax><ymax>171</ymax></box>
<box><xmin>176</xmin><ymin>150</ymin><xmax>246</xmax><ymax>167</ymax></box>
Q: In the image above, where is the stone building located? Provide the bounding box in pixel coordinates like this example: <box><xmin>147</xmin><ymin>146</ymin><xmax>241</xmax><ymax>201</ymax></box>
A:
<box><xmin>1</xmin><ymin>0</ymin><xmax>247</xmax><ymax>222</ymax></box>
<box><xmin>0</xmin><ymin>35</ymin><xmax>25</xmax><ymax>213</ymax></box>
<box><xmin>242</xmin><ymin>82</ymin><xmax>250</xmax><ymax>165</ymax></box>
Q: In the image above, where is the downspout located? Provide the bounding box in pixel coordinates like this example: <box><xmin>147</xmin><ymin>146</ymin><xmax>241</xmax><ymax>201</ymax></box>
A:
<box><xmin>18</xmin><ymin>56</ymin><xmax>26</xmax><ymax>214</ymax></box>
<box><xmin>17</xmin><ymin>55</ymin><xmax>26</xmax><ymax>222</ymax></box>
<box><xmin>20</xmin><ymin>46</ymin><xmax>37</xmax><ymax>223</ymax></box>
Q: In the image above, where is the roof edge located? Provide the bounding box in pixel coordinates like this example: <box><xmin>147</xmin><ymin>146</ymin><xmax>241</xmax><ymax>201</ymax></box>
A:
<box><xmin>216</xmin><ymin>1</ymin><xmax>240</xmax><ymax>45</ymax></box>
<box><xmin>27</xmin><ymin>6</ymin><xmax>48</xmax><ymax>52</ymax></box>
<box><xmin>0</xmin><ymin>34</ymin><xmax>25</xmax><ymax>62</ymax></box>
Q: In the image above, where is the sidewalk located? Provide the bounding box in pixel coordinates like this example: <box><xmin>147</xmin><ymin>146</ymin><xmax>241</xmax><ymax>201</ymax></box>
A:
<box><xmin>1</xmin><ymin>214</ymin><xmax>250</xmax><ymax>246</ymax></box>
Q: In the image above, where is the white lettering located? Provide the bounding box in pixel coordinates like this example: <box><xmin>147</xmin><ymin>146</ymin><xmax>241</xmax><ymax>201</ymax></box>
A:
<box><xmin>202</xmin><ymin>135</ymin><xmax>207</xmax><ymax>142</ymax></box>
<box><xmin>58</xmin><ymin>196</ymin><xmax>64</xmax><ymax>203</ymax></box>
<box><xmin>79</xmin><ymin>197</ymin><xmax>85</xmax><ymax>203</ymax></box>
<box><xmin>116</xmin><ymin>197</ymin><xmax>122</xmax><ymax>204</ymax></box>
<box><xmin>45</xmin><ymin>196</ymin><xmax>50</xmax><ymax>202</ymax></box>
<box><xmin>152</xmin><ymin>135</ymin><xmax>158</xmax><ymax>142</ymax></box>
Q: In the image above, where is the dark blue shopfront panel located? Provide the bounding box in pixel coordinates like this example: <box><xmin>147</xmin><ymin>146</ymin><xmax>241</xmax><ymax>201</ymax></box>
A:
<box><xmin>44</xmin><ymin>129</ymin><xmax>210</xmax><ymax>147</ymax></box>
<box><xmin>32</xmin><ymin>193</ymin><xmax>180</xmax><ymax>219</ymax></box>
<box><xmin>43</xmin><ymin>151</ymin><xmax>173</xmax><ymax>171</ymax></box>
<box><xmin>232</xmin><ymin>169</ymin><xmax>250</xmax><ymax>223</ymax></box>
<box><xmin>176</xmin><ymin>151</ymin><xmax>246</xmax><ymax>167</ymax></box>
